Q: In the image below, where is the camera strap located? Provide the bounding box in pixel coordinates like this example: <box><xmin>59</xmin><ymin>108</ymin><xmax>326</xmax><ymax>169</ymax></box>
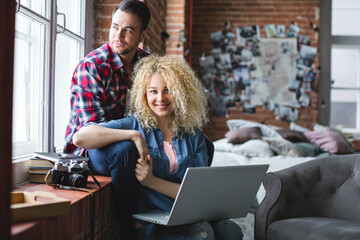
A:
<box><xmin>88</xmin><ymin>169</ymin><xmax>101</xmax><ymax>188</ymax></box>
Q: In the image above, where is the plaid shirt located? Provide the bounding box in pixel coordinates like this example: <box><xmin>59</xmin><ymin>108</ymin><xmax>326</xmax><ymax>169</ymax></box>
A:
<box><xmin>63</xmin><ymin>42</ymin><xmax>150</xmax><ymax>155</ymax></box>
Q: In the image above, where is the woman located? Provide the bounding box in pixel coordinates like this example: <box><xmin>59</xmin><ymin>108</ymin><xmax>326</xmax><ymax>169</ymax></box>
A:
<box><xmin>73</xmin><ymin>55</ymin><xmax>243</xmax><ymax>239</ymax></box>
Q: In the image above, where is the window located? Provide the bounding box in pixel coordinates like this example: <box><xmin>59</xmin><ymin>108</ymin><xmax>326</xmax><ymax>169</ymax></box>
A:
<box><xmin>330</xmin><ymin>47</ymin><xmax>360</xmax><ymax>129</ymax></box>
<box><xmin>330</xmin><ymin>0</ymin><xmax>360</xmax><ymax>132</ymax></box>
<box><xmin>319</xmin><ymin>0</ymin><xmax>360</xmax><ymax>134</ymax></box>
<box><xmin>54</xmin><ymin>0</ymin><xmax>85</xmax><ymax>152</ymax></box>
<box><xmin>12</xmin><ymin>0</ymin><xmax>92</xmax><ymax>160</ymax></box>
<box><xmin>332</xmin><ymin>0</ymin><xmax>360</xmax><ymax>36</ymax></box>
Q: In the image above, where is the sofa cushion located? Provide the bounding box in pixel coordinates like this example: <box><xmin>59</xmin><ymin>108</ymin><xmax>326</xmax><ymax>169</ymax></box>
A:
<box><xmin>267</xmin><ymin>217</ymin><xmax>360</xmax><ymax>240</ymax></box>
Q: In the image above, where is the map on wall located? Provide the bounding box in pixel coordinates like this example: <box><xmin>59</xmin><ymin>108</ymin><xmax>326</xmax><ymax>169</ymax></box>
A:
<box><xmin>251</xmin><ymin>38</ymin><xmax>298</xmax><ymax>106</ymax></box>
<box><xmin>200</xmin><ymin>28</ymin><xmax>307</xmax><ymax>117</ymax></box>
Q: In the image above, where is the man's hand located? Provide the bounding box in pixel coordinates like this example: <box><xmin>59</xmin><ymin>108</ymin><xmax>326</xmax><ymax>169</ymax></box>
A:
<box><xmin>132</xmin><ymin>131</ymin><xmax>150</xmax><ymax>160</ymax></box>
<box><xmin>135</xmin><ymin>155</ymin><xmax>154</xmax><ymax>187</ymax></box>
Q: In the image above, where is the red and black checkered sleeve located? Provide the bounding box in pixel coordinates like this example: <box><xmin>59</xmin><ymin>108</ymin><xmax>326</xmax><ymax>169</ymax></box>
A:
<box><xmin>71</xmin><ymin>62</ymin><xmax>108</xmax><ymax>126</ymax></box>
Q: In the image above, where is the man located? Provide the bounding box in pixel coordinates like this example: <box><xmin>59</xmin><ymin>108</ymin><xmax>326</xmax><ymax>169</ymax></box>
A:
<box><xmin>63</xmin><ymin>1</ymin><xmax>151</xmax><ymax>239</ymax></box>
<box><xmin>64</xmin><ymin>0</ymin><xmax>151</xmax><ymax>155</ymax></box>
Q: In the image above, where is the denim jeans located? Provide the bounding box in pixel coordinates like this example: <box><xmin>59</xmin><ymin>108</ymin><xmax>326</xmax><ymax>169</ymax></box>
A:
<box><xmin>136</xmin><ymin>219</ymin><xmax>244</xmax><ymax>240</ymax></box>
<box><xmin>88</xmin><ymin>140</ymin><xmax>139</xmax><ymax>239</ymax></box>
<box><xmin>87</xmin><ymin>138</ymin><xmax>215</xmax><ymax>239</ymax></box>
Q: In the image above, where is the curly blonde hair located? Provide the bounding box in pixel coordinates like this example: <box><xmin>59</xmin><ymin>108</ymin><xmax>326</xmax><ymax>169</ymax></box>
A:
<box><xmin>126</xmin><ymin>55</ymin><xmax>208</xmax><ymax>135</ymax></box>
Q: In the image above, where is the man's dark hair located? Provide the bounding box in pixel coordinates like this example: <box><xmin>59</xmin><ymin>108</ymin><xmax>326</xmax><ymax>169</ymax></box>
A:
<box><xmin>112</xmin><ymin>0</ymin><xmax>151</xmax><ymax>32</ymax></box>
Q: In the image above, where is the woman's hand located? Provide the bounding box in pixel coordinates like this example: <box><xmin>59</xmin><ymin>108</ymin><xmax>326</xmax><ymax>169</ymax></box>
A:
<box><xmin>135</xmin><ymin>155</ymin><xmax>154</xmax><ymax>187</ymax></box>
<box><xmin>135</xmin><ymin>154</ymin><xmax>181</xmax><ymax>199</ymax></box>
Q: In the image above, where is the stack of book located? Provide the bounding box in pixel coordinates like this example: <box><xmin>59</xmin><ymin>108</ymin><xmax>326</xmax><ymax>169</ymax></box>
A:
<box><xmin>28</xmin><ymin>157</ymin><xmax>54</xmax><ymax>183</ymax></box>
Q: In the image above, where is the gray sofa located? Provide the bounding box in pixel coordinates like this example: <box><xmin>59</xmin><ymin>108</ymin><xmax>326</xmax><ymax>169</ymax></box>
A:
<box><xmin>255</xmin><ymin>154</ymin><xmax>360</xmax><ymax>240</ymax></box>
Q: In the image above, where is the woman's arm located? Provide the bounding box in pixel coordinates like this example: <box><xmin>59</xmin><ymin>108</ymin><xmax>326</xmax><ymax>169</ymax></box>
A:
<box><xmin>135</xmin><ymin>156</ymin><xmax>180</xmax><ymax>199</ymax></box>
<box><xmin>73</xmin><ymin>124</ymin><xmax>149</xmax><ymax>159</ymax></box>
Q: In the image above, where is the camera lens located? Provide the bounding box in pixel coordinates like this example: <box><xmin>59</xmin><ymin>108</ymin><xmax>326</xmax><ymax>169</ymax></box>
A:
<box><xmin>68</xmin><ymin>173</ymin><xmax>86</xmax><ymax>187</ymax></box>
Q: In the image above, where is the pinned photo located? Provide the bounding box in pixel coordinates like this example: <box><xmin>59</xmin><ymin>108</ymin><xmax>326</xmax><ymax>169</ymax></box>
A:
<box><xmin>279</xmin><ymin>106</ymin><xmax>299</xmax><ymax>122</ymax></box>
<box><xmin>265</xmin><ymin>24</ymin><xmax>277</xmax><ymax>38</ymax></box>
<box><xmin>241</xmin><ymin>69</ymin><xmax>251</xmax><ymax>86</ymax></box>
<box><xmin>305</xmin><ymin>71</ymin><xmax>316</xmax><ymax>83</ymax></box>
<box><xmin>199</xmin><ymin>55</ymin><xmax>215</xmax><ymax>71</ymax></box>
<box><xmin>287</xmin><ymin>23</ymin><xmax>300</xmax><ymax>38</ymax></box>
<box><xmin>276</xmin><ymin>25</ymin><xmax>286</xmax><ymax>38</ymax></box>
<box><xmin>280</xmin><ymin>41</ymin><xmax>290</xmax><ymax>54</ymax></box>
<box><xmin>288</xmin><ymin>79</ymin><xmax>301</xmax><ymax>92</ymax></box>
<box><xmin>298</xmin><ymin>92</ymin><xmax>311</xmax><ymax>107</ymax></box>
<box><xmin>297</xmin><ymin>45</ymin><xmax>317</xmax><ymax>68</ymax></box>
<box><xmin>219</xmin><ymin>53</ymin><xmax>232</xmax><ymax>70</ymax></box>
<box><xmin>298</xmin><ymin>35</ymin><xmax>311</xmax><ymax>46</ymax></box>
<box><xmin>296</xmin><ymin>68</ymin><xmax>305</xmax><ymax>81</ymax></box>
<box><xmin>236</xmin><ymin>25</ymin><xmax>260</xmax><ymax>46</ymax></box>
<box><xmin>210</xmin><ymin>30</ymin><xmax>235</xmax><ymax>52</ymax></box>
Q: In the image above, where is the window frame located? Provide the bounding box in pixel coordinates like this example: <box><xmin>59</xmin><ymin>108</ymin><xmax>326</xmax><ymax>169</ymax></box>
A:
<box><xmin>319</xmin><ymin>0</ymin><xmax>360</xmax><ymax>134</ymax></box>
<box><xmin>12</xmin><ymin>0</ymin><xmax>94</xmax><ymax>184</ymax></box>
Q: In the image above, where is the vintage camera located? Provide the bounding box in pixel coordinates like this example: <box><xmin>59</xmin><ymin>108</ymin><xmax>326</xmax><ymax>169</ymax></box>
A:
<box><xmin>51</xmin><ymin>159</ymin><xmax>89</xmax><ymax>188</ymax></box>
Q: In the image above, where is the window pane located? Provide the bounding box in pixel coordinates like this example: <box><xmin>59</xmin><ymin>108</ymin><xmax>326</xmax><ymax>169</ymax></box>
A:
<box><xmin>13</xmin><ymin>14</ymin><xmax>45</xmax><ymax>157</ymax></box>
<box><xmin>332</xmin><ymin>0</ymin><xmax>360</xmax><ymax>36</ymax></box>
<box><xmin>20</xmin><ymin>0</ymin><xmax>48</xmax><ymax>18</ymax></box>
<box><xmin>57</xmin><ymin>0</ymin><xmax>83</xmax><ymax>35</ymax></box>
<box><xmin>331</xmin><ymin>47</ymin><xmax>360</xmax><ymax>88</ymax></box>
<box><xmin>330</xmin><ymin>89</ymin><xmax>358</xmax><ymax>129</ymax></box>
<box><xmin>54</xmin><ymin>34</ymin><xmax>81</xmax><ymax>151</ymax></box>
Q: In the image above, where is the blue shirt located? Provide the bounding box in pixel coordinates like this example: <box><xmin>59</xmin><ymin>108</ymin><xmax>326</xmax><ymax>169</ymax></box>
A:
<box><xmin>98</xmin><ymin>116</ymin><xmax>209</xmax><ymax>213</ymax></box>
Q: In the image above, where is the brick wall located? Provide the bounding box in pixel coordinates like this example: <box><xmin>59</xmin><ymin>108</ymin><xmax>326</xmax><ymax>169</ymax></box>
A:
<box><xmin>191</xmin><ymin>0</ymin><xmax>319</xmax><ymax>69</ymax></box>
<box><xmin>166</xmin><ymin>0</ymin><xmax>186</xmax><ymax>55</ymax></box>
<box><xmin>93</xmin><ymin>0</ymin><xmax>322</xmax><ymax>140</ymax></box>
<box><xmin>191</xmin><ymin>0</ymin><xmax>320</xmax><ymax>139</ymax></box>
<box><xmin>94</xmin><ymin>0</ymin><xmax>168</xmax><ymax>54</ymax></box>
<box><xmin>144</xmin><ymin>0</ymin><xmax>168</xmax><ymax>54</ymax></box>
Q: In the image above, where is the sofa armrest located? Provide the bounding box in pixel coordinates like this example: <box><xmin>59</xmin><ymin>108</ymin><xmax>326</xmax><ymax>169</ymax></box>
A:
<box><xmin>255</xmin><ymin>154</ymin><xmax>360</xmax><ymax>240</ymax></box>
<box><xmin>255</xmin><ymin>159</ymin><xmax>321</xmax><ymax>240</ymax></box>
<box><xmin>254</xmin><ymin>172</ymin><xmax>281</xmax><ymax>240</ymax></box>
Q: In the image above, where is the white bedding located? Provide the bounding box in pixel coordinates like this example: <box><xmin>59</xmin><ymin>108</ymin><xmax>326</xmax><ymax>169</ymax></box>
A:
<box><xmin>211</xmin><ymin>150</ymin><xmax>315</xmax><ymax>202</ymax></box>
<box><xmin>210</xmin><ymin>138</ymin><xmax>317</xmax><ymax>240</ymax></box>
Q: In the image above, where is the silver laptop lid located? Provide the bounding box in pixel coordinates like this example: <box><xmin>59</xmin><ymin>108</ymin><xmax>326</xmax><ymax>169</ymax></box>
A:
<box><xmin>167</xmin><ymin>164</ymin><xmax>269</xmax><ymax>226</ymax></box>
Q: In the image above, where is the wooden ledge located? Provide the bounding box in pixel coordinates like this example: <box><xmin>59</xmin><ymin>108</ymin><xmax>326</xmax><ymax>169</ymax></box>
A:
<box><xmin>11</xmin><ymin>175</ymin><xmax>116</xmax><ymax>240</ymax></box>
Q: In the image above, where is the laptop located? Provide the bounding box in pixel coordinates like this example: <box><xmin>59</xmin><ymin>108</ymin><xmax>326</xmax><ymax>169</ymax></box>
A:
<box><xmin>132</xmin><ymin>164</ymin><xmax>269</xmax><ymax>226</ymax></box>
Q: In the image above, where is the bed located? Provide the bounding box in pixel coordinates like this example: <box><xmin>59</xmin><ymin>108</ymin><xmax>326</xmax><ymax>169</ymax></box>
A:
<box><xmin>208</xmin><ymin>118</ymin><xmax>356</xmax><ymax>240</ymax></box>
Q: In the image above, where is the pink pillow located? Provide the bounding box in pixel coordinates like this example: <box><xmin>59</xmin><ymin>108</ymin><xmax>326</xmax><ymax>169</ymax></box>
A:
<box><xmin>304</xmin><ymin>127</ymin><xmax>355</xmax><ymax>154</ymax></box>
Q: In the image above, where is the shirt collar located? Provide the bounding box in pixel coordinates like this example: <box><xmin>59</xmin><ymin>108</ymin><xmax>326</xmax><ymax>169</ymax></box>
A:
<box><xmin>106</xmin><ymin>42</ymin><xmax>140</xmax><ymax>72</ymax></box>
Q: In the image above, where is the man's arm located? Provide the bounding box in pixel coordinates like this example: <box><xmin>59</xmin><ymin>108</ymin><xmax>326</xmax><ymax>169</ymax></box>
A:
<box><xmin>73</xmin><ymin>124</ymin><xmax>150</xmax><ymax>160</ymax></box>
<box><xmin>71</xmin><ymin>62</ymin><xmax>109</xmax><ymax>125</ymax></box>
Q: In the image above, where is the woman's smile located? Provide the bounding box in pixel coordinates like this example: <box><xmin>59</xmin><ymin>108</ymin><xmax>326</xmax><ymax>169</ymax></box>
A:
<box><xmin>147</xmin><ymin>73</ymin><xmax>174</xmax><ymax>120</ymax></box>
